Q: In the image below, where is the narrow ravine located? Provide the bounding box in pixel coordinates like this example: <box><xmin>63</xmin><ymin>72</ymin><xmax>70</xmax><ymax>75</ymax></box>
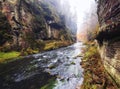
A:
<box><xmin>0</xmin><ymin>43</ymin><xmax>84</xmax><ymax>89</ymax></box>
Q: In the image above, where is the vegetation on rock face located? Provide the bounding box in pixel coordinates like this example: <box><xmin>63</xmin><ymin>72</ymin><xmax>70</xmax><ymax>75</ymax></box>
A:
<box><xmin>0</xmin><ymin>0</ymin><xmax>74</xmax><ymax>61</ymax></box>
<box><xmin>0</xmin><ymin>40</ymin><xmax>73</xmax><ymax>63</ymax></box>
<box><xmin>80</xmin><ymin>43</ymin><xmax>118</xmax><ymax>89</ymax></box>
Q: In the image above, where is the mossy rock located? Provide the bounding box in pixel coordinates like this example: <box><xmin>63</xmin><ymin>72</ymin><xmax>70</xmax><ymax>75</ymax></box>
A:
<box><xmin>70</xmin><ymin>62</ymin><xmax>76</xmax><ymax>65</ymax></box>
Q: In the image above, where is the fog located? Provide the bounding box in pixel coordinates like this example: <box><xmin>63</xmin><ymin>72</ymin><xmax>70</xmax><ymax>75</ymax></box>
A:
<box><xmin>43</xmin><ymin>0</ymin><xmax>98</xmax><ymax>40</ymax></box>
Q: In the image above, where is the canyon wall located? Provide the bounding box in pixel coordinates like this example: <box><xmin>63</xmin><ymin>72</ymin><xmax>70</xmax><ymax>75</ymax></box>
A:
<box><xmin>97</xmin><ymin>0</ymin><xmax>120</xmax><ymax>87</ymax></box>
<box><xmin>0</xmin><ymin>0</ymin><xmax>74</xmax><ymax>51</ymax></box>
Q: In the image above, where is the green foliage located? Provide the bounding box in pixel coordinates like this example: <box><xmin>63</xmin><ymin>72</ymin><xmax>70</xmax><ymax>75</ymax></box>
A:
<box><xmin>0</xmin><ymin>51</ymin><xmax>20</xmax><ymax>62</ymax></box>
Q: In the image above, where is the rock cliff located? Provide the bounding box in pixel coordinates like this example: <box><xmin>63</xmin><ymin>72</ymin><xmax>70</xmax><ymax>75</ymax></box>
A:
<box><xmin>97</xmin><ymin>0</ymin><xmax>120</xmax><ymax>87</ymax></box>
<box><xmin>0</xmin><ymin>0</ymin><xmax>74</xmax><ymax>51</ymax></box>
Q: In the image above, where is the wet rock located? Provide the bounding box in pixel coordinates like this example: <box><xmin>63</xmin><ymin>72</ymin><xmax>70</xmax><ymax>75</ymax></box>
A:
<box><xmin>48</xmin><ymin>64</ymin><xmax>56</xmax><ymax>69</ymax></box>
<box><xmin>70</xmin><ymin>62</ymin><xmax>76</xmax><ymax>65</ymax></box>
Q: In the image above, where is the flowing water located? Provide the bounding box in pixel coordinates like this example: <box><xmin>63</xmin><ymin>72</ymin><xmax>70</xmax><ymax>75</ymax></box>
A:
<box><xmin>0</xmin><ymin>42</ymin><xmax>84</xmax><ymax>89</ymax></box>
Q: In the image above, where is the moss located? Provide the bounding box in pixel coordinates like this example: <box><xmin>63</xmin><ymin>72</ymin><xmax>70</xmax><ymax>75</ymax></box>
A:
<box><xmin>0</xmin><ymin>51</ymin><xmax>20</xmax><ymax>63</ymax></box>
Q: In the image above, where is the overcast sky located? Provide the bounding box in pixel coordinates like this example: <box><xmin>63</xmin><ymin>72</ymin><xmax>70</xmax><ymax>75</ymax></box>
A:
<box><xmin>59</xmin><ymin>0</ymin><xmax>97</xmax><ymax>31</ymax></box>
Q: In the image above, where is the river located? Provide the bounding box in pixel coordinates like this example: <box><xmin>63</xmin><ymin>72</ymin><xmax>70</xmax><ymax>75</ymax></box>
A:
<box><xmin>0</xmin><ymin>42</ymin><xmax>84</xmax><ymax>89</ymax></box>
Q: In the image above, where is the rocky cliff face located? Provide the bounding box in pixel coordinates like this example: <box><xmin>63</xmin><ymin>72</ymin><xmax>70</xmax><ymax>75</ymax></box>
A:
<box><xmin>0</xmin><ymin>0</ymin><xmax>73</xmax><ymax>51</ymax></box>
<box><xmin>97</xmin><ymin>0</ymin><xmax>120</xmax><ymax>87</ymax></box>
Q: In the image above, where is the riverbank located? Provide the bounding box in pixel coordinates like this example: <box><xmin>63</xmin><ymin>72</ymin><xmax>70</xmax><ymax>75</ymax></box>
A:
<box><xmin>0</xmin><ymin>51</ymin><xmax>21</xmax><ymax>63</ymax></box>
<box><xmin>80</xmin><ymin>43</ymin><xmax>118</xmax><ymax>89</ymax></box>
<box><xmin>0</xmin><ymin>43</ymin><xmax>83</xmax><ymax>89</ymax></box>
<box><xmin>0</xmin><ymin>40</ymin><xmax>73</xmax><ymax>63</ymax></box>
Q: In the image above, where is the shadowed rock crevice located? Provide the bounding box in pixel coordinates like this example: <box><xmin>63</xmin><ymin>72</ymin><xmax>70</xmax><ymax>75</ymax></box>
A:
<box><xmin>96</xmin><ymin>23</ymin><xmax>120</xmax><ymax>45</ymax></box>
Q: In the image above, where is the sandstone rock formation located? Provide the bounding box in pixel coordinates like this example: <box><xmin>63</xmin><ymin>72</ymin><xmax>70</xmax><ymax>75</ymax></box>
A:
<box><xmin>0</xmin><ymin>0</ymin><xmax>74</xmax><ymax>51</ymax></box>
<box><xmin>97</xmin><ymin>0</ymin><xmax>120</xmax><ymax>87</ymax></box>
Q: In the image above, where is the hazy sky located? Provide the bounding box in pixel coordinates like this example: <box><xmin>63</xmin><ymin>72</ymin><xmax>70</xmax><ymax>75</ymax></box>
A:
<box><xmin>60</xmin><ymin>0</ymin><xmax>97</xmax><ymax>32</ymax></box>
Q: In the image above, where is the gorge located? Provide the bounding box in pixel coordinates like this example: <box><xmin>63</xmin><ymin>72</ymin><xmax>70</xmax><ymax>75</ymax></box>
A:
<box><xmin>0</xmin><ymin>0</ymin><xmax>120</xmax><ymax>89</ymax></box>
<box><xmin>0</xmin><ymin>0</ymin><xmax>74</xmax><ymax>54</ymax></box>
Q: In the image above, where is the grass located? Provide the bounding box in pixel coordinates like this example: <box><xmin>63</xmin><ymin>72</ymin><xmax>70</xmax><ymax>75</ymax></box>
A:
<box><xmin>80</xmin><ymin>43</ymin><xmax>118</xmax><ymax>89</ymax></box>
<box><xmin>0</xmin><ymin>51</ymin><xmax>20</xmax><ymax>63</ymax></box>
